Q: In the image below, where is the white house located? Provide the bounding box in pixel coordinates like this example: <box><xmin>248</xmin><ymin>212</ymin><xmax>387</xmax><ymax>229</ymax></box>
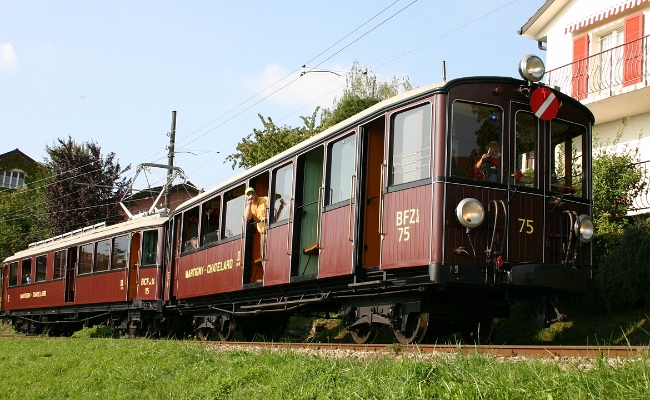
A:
<box><xmin>519</xmin><ymin>0</ymin><xmax>650</xmax><ymax>211</ymax></box>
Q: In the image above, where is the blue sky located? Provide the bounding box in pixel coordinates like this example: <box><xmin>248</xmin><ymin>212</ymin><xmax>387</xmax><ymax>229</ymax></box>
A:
<box><xmin>0</xmin><ymin>0</ymin><xmax>543</xmax><ymax>191</ymax></box>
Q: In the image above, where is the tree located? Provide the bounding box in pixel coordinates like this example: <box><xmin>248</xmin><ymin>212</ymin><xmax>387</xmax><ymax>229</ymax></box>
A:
<box><xmin>44</xmin><ymin>137</ymin><xmax>131</xmax><ymax>235</ymax></box>
<box><xmin>225</xmin><ymin>108</ymin><xmax>320</xmax><ymax>170</ymax></box>
<box><xmin>0</xmin><ymin>167</ymin><xmax>50</xmax><ymax>261</ymax></box>
<box><xmin>226</xmin><ymin>62</ymin><xmax>413</xmax><ymax>169</ymax></box>
<box><xmin>590</xmin><ymin>120</ymin><xmax>649</xmax><ymax>310</ymax></box>
<box><xmin>319</xmin><ymin>62</ymin><xmax>412</xmax><ymax>130</ymax></box>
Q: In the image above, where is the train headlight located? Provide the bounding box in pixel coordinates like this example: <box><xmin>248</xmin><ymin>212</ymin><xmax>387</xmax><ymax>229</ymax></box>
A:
<box><xmin>575</xmin><ymin>214</ymin><xmax>594</xmax><ymax>243</ymax></box>
<box><xmin>518</xmin><ymin>54</ymin><xmax>545</xmax><ymax>82</ymax></box>
<box><xmin>456</xmin><ymin>198</ymin><xmax>485</xmax><ymax>229</ymax></box>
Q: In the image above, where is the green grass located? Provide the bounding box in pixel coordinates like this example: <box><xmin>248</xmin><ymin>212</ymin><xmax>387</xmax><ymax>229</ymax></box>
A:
<box><xmin>0</xmin><ymin>337</ymin><xmax>649</xmax><ymax>399</ymax></box>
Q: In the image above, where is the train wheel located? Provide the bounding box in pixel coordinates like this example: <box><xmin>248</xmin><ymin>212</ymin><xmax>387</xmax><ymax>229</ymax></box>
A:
<box><xmin>217</xmin><ymin>320</ymin><xmax>236</xmax><ymax>342</ymax></box>
<box><xmin>198</xmin><ymin>327</ymin><xmax>214</xmax><ymax>341</ymax></box>
<box><xmin>460</xmin><ymin>318</ymin><xmax>494</xmax><ymax>345</ymax></box>
<box><xmin>350</xmin><ymin>324</ymin><xmax>377</xmax><ymax>344</ymax></box>
<box><xmin>393</xmin><ymin>312</ymin><xmax>429</xmax><ymax>345</ymax></box>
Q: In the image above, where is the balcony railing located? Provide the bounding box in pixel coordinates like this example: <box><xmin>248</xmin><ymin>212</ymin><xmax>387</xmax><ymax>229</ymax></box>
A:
<box><xmin>545</xmin><ymin>35</ymin><xmax>650</xmax><ymax>101</ymax></box>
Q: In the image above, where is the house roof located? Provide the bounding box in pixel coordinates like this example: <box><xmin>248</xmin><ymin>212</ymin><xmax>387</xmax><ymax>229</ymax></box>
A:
<box><xmin>519</xmin><ymin>0</ymin><xmax>570</xmax><ymax>40</ymax></box>
<box><xmin>0</xmin><ymin>148</ymin><xmax>39</xmax><ymax>166</ymax></box>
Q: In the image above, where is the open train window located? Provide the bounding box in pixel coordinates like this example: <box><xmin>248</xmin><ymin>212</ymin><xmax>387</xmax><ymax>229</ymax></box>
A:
<box><xmin>79</xmin><ymin>244</ymin><xmax>93</xmax><ymax>274</ymax></box>
<box><xmin>54</xmin><ymin>250</ymin><xmax>66</xmax><ymax>279</ymax></box>
<box><xmin>182</xmin><ymin>206</ymin><xmax>200</xmax><ymax>252</ymax></box>
<box><xmin>450</xmin><ymin>101</ymin><xmax>503</xmax><ymax>183</ymax></box>
<box><xmin>95</xmin><ymin>239</ymin><xmax>110</xmax><ymax>272</ymax></box>
<box><xmin>9</xmin><ymin>262</ymin><xmax>18</xmax><ymax>286</ymax></box>
<box><xmin>21</xmin><ymin>258</ymin><xmax>32</xmax><ymax>284</ymax></box>
<box><xmin>112</xmin><ymin>235</ymin><xmax>129</xmax><ymax>269</ymax></box>
<box><xmin>35</xmin><ymin>255</ymin><xmax>47</xmax><ymax>282</ymax></box>
<box><xmin>223</xmin><ymin>185</ymin><xmax>246</xmax><ymax>239</ymax></box>
<box><xmin>390</xmin><ymin>104</ymin><xmax>431</xmax><ymax>186</ymax></box>
<box><xmin>327</xmin><ymin>134</ymin><xmax>356</xmax><ymax>205</ymax></box>
<box><xmin>515</xmin><ymin>111</ymin><xmax>538</xmax><ymax>188</ymax></box>
<box><xmin>141</xmin><ymin>230</ymin><xmax>158</xmax><ymax>266</ymax></box>
<box><xmin>201</xmin><ymin>197</ymin><xmax>221</xmax><ymax>246</ymax></box>
<box><xmin>550</xmin><ymin>120</ymin><xmax>586</xmax><ymax>198</ymax></box>
<box><xmin>272</xmin><ymin>164</ymin><xmax>292</xmax><ymax>223</ymax></box>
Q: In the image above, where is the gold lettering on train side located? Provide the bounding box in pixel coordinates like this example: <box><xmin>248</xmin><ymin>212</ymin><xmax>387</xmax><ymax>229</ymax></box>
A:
<box><xmin>20</xmin><ymin>293</ymin><xmax>31</xmax><ymax>299</ymax></box>
<box><xmin>32</xmin><ymin>291</ymin><xmax>46</xmax><ymax>298</ymax></box>
<box><xmin>140</xmin><ymin>277</ymin><xmax>156</xmax><ymax>286</ymax></box>
<box><xmin>236</xmin><ymin>251</ymin><xmax>241</xmax><ymax>267</ymax></box>
<box><xmin>185</xmin><ymin>266</ymin><xmax>205</xmax><ymax>279</ymax></box>
<box><xmin>120</xmin><ymin>279</ymin><xmax>124</xmax><ymax>290</ymax></box>
<box><xmin>396</xmin><ymin>209</ymin><xmax>420</xmax><ymax>242</ymax></box>
<box><xmin>518</xmin><ymin>218</ymin><xmax>534</xmax><ymax>234</ymax></box>
<box><xmin>206</xmin><ymin>259</ymin><xmax>234</xmax><ymax>274</ymax></box>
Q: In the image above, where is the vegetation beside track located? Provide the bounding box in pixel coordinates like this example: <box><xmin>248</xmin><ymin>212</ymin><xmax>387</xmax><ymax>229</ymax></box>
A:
<box><xmin>0</xmin><ymin>337</ymin><xmax>649</xmax><ymax>399</ymax></box>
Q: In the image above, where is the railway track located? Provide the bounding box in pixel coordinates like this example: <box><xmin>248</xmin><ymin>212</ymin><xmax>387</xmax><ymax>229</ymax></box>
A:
<box><xmin>203</xmin><ymin>341</ymin><xmax>650</xmax><ymax>358</ymax></box>
<box><xmin>2</xmin><ymin>334</ymin><xmax>648</xmax><ymax>358</ymax></box>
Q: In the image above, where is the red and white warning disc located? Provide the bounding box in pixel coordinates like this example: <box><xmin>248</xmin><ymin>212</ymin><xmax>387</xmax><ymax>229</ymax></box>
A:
<box><xmin>530</xmin><ymin>87</ymin><xmax>559</xmax><ymax>121</ymax></box>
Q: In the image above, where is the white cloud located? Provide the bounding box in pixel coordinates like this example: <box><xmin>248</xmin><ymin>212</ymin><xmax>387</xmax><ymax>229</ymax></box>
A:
<box><xmin>244</xmin><ymin>63</ymin><xmax>346</xmax><ymax>117</ymax></box>
<box><xmin>0</xmin><ymin>42</ymin><xmax>17</xmax><ymax>72</ymax></box>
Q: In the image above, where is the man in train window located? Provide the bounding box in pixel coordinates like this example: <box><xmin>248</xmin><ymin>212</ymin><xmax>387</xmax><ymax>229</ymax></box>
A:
<box><xmin>243</xmin><ymin>187</ymin><xmax>269</xmax><ymax>269</ymax></box>
<box><xmin>475</xmin><ymin>140</ymin><xmax>500</xmax><ymax>182</ymax></box>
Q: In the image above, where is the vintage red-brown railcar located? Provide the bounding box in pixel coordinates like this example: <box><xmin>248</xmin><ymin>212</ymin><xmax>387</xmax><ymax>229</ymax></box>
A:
<box><xmin>166</xmin><ymin>56</ymin><xmax>594</xmax><ymax>343</ymax></box>
<box><xmin>1</xmin><ymin>214</ymin><xmax>169</xmax><ymax>336</ymax></box>
<box><xmin>2</xmin><ymin>56</ymin><xmax>595</xmax><ymax>343</ymax></box>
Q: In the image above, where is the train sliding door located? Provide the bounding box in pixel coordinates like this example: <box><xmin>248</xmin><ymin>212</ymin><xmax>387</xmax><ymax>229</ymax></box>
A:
<box><xmin>319</xmin><ymin>132</ymin><xmax>357</xmax><ymax>278</ymax></box>
<box><xmin>380</xmin><ymin>103</ymin><xmax>433</xmax><ymax>270</ymax></box>
<box><xmin>65</xmin><ymin>247</ymin><xmax>77</xmax><ymax>303</ymax></box>
<box><xmin>292</xmin><ymin>147</ymin><xmax>323</xmax><ymax>279</ymax></box>
<box><xmin>357</xmin><ymin>118</ymin><xmax>385</xmax><ymax>269</ymax></box>
<box><xmin>128</xmin><ymin>232</ymin><xmax>141</xmax><ymax>301</ymax></box>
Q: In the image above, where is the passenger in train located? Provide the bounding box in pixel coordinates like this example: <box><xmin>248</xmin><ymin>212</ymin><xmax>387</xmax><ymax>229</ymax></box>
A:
<box><xmin>243</xmin><ymin>187</ymin><xmax>269</xmax><ymax>266</ymax></box>
<box><xmin>475</xmin><ymin>140</ymin><xmax>500</xmax><ymax>182</ymax></box>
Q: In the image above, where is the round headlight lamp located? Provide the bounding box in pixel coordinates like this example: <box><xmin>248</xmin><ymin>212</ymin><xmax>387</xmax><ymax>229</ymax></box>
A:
<box><xmin>456</xmin><ymin>198</ymin><xmax>485</xmax><ymax>229</ymax></box>
<box><xmin>518</xmin><ymin>54</ymin><xmax>546</xmax><ymax>82</ymax></box>
<box><xmin>575</xmin><ymin>214</ymin><xmax>594</xmax><ymax>243</ymax></box>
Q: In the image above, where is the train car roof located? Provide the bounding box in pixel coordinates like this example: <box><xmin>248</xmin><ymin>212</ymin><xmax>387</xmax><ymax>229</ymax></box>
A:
<box><xmin>2</xmin><ymin>213</ymin><xmax>168</xmax><ymax>264</ymax></box>
<box><xmin>175</xmin><ymin>80</ymin><xmax>447</xmax><ymax>212</ymax></box>
<box><xmin>174</xmin><ymin>76</ymin><xmax>594</xmax><ymax>213</ymax></box>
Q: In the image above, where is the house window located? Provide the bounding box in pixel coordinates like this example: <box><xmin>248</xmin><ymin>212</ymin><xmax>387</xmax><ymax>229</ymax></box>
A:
<box><xmin>600</xmin><ymin>28</ymin><xmax>624</xmax><ymax>51</ymax></box>
<box><xmin>0</xmin><ymin>170</ymin><xmax>26</xmax><ymax>189</ymax></box>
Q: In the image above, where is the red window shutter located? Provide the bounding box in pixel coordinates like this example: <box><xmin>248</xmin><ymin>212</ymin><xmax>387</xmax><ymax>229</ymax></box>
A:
<box><xmin>572</xmin><ymin>34</ymin><xmax>590</xmax><ymax>100</ymax></box>
<box><xmin>623</xmin><ymin>12</ymin><xmax>644</xmax><ymax>87</ymax></box>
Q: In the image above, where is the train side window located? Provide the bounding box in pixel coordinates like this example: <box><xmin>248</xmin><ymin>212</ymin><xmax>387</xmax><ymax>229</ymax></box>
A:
<box><xmin>112</xmin><ymin>235</ymin><xmax>129</xmax><ymax>269</ymax></box>
<box><xmin>515</xmin><ymin>111</ymin><xmax>537</xmax><ymax>187</ymax></box>
<box><xmin>201</xmin><ymin>197</ymin><xmax>221</xmax><ymax>246</ymax></box>
<box><xmin>182</xmin><ymin>206</ymin><xmax>200</xmax><ymax>252</ymax></box>
<box><xmin>450</xmin><ymin>101</ymin><xmax>503</xmax><ymax>183</ymax></box>
<box><xmin>79</xmin><ymin>244</ymin><xmax>93</xmax><ymax>274</ymax></box>
<box><xmin>327</xmin><ymin>134</ymin><xmax>356</xmax><ymax>205</ymax></box>
<box><xmin>54</xmin><ymin>250</ymin><xmax>66</xmax><ymax>279</ymax></box>
<box><xmin>21</xmin><ymin>258</ymin><xmax>33</xmax><ymax>284</ymax></box>
<box><xmin>223</xmin><ymin>185</ymin><xmax>246</xmax><ymax>239</ymax></box>
<box><xmin>9</xmin><ymin>262</ymin><xmax>18</xmax><ymax>286</ymax></box>
<box><xmin>35</xmin><ymin>255</ymin><xmax>47</xmax><ymax>282</ymax></box>
<box><xmin>272</xmin><ymin>164</ymin><xmax>292</xmax><ymax>222</ymax></box>
<box><xmin>95</xmin><ymin>239</ymin><xmax>110</xmax><ymax>272</ymax></box>
<box><xmin>550</xmin><ymin>120</ymin><xmax>586</xmax><ymax>197</ymax></box>
<box><xmin>390</xmin><ymin>104</ymin><xmax>431</xmax><ymax>186</ymax></box>
<box><xmin>141</xmin><ymin>230</ymin><xmax>159</xmax><ymax>265</ymax></box>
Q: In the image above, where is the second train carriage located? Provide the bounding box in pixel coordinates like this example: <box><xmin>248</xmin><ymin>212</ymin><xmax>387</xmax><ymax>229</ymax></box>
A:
<box><xmin>167</xmin><ymin>55</ymin><xmax>595</xmax><ymax>343</ymax></box>
<box><xmin>1</xmin><ymin>55</ymin><xmax>595</xmax><ymax>343</ymax></box>
<box><xmin>0</xmin><ymin>214</ymin><xmax>170</xmax><ymax>336</ymax></box>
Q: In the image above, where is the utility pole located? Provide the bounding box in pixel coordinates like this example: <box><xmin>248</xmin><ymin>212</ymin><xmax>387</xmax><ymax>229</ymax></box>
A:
<box><xmin>165</xmin><ymin>111</ymin><xmax>177</xmax><ymax>211</ymax></box>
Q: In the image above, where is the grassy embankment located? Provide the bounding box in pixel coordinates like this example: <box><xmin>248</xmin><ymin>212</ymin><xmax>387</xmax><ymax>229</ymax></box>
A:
<box><xmin>0</xmin><ymin>336</ymin><xmax>649</xmax><ymax>399</ymax></box>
